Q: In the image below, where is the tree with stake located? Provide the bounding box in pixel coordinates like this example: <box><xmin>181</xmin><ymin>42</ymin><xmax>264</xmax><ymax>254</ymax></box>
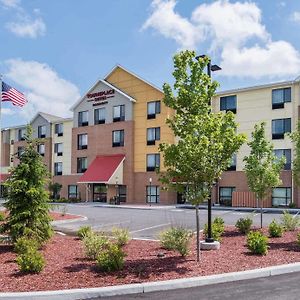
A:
<box><xmin>244</xmin><ymin>122</ymin><xmax>284</xmax><ymax>228</ymax></box>
<box><xmin>159</xmin><ymin>50</ymin><xmax>246</xmax><ymax>262</ymax></box>
<box><xmin>3</xmin><ymin>125</ymin><xmax>53</xmax><ymax>244</ymax></box>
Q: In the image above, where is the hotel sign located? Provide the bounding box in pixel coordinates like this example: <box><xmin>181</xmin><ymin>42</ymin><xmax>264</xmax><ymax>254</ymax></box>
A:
<box><xmin>87</xmin><ymin>89</ymin><xmax>115</xmax><ymax>106</ymax></box>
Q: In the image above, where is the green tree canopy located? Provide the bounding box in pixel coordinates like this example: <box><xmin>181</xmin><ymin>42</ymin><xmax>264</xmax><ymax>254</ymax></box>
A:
<box><xmin>290</xmin><ymin>122</ymin><xmax>300</xmax><ymax>187</ymax></box>
<box><xmin>243</xmin><ymin>122</ymin><xmax>284</xmax><ymax>227</ymax></box>
<box><xmin>3</xmin><ymin>125</ymin><xmax>53</xmax><ymax>243</ymax></box>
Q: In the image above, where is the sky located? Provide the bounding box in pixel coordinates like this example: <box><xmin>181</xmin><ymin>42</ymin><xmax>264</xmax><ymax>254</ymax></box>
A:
<box><xmin>1</xmin><ymin>0</ymin><xmax>300</xmax><ymax>127</ymax></box>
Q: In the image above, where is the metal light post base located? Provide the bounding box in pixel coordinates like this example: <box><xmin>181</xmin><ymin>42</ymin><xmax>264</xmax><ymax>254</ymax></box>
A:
<box><xmin>200</xmin><ymin>240</ymin><xmax>220</xmax><ymax>250</ymax></box>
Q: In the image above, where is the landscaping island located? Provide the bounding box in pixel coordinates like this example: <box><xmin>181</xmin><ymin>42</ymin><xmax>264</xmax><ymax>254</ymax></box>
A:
<box><xmin>1</xmin><ymin>226</ymin><xmax>300</xmax><ymax>293</ymax></box>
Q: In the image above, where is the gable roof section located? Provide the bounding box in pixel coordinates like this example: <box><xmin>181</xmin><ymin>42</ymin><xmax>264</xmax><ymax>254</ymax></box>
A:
<box><xmin>30</xmin><ymin>112</ymin><xmax>65</xmax><ymax>124</ymax></box>
<box><xmin>104</xmin><ymin>64</ymin><xmax>164</xmax><ymax>94</ymax></box>
<box><xmin>70</xmin><ymin>79</ymin><xmax>135</xmax><ymax>112</ymax></box>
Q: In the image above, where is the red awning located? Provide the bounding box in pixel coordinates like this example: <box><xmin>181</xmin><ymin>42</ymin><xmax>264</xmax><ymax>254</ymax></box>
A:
<box><xmin>78</xmin><ymin>154</ymin><xmax>125</xmax><ymax>184</ymax></box>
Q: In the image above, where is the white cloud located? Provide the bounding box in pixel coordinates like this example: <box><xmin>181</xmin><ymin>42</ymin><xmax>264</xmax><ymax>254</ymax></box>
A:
<box><xmin>143</xmin><ymin>0</ymin><xmax>300</xmax><ymax>79</ymax></box>
<box><xmin>1</xmin><ymin>0</ymin><xmax>46</xmax><ymax>38</ymax></box>
<box><xmin>0</xmin><ymin>0</ymin><xmax>20</xmax><ymax>9</ymax></box>
<box><xmin>291</xmin><ymin>11</ymin><xmax>300</xmax><ymax>23</ymax></box>
<box><xmin>5</xmin><ymin>59</ymin><xmax>80</xmax><ymax>120</ymax></box>
<box><xmin>6</xmin><ymin>17</ymin><xmax>46</xmax><ymax>38</ymax></box>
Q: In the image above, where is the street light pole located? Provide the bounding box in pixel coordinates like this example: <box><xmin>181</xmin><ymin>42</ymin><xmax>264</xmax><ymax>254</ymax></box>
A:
<box><xmin>196</xmin><ymin>54</ymin><xmax>222</xmax><ymax>243</ymax></box>
<box><xmin>149</xmin><ymin>177</ymin><xmax>152</xmax><ymax>207</ymax></box>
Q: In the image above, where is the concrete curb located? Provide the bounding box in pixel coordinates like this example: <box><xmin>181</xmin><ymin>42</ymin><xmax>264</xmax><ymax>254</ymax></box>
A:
<box><xmin>1</xmin><ymin>262</ymin><xmax>300</xmax><ymax>299</ymax></box>
<box><xmin>51</xmin><ymin>215</ymin><xmax>88</xmax><ymax>226</ymax></box>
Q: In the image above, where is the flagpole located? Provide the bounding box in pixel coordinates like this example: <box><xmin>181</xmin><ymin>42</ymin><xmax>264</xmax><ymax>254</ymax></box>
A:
<box><xmin>0</xmin><ymin>74</ymin><xmax>2</xmax><ymax>199</ymax></box>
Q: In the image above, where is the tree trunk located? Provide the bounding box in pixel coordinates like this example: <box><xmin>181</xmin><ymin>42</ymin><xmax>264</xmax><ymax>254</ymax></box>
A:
<box><xmin>195</xmin><ymin>205</ymin><xmax>200</xmax><ymax>262</ymax></box>
<box><xmin>260</xmin><ymin>199</ymin><xmax>263</xmax><ymax>229</ymax></box>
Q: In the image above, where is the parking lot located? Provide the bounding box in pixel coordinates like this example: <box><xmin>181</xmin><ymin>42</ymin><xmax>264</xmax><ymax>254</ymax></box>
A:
<box><xmin>50</xmin><ymin>203</ymin><xmax>293</xmax><ymax>240</ymax></box>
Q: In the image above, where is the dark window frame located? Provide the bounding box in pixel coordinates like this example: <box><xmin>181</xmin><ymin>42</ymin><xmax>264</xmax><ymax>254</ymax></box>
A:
<box><xmin>272</xmin><ymin>187</ymin><xmax>291</xmax><ymax>207</ymax></box>
<box><xmin>220</xmin><ymin>95</ymin><xmax>237</xmax><ymax>113</ymax></box>
<box><xmin>274</xmin><ymin>149</ymin><xmax>291</xmax><ymax>170</ymax></box>
<box><xmin>38</xmin><ymin>125</ymin><xmax>46</xmax><ymax>138</ymax></box>
<box><xmin>54</xmin><ymin>143</ymin><xmax>63</xmax><ymax>156</ymax></box>
<box><xmin>55</xmin><ymin>123</ymin><xmax>64</xmax><ymax>137</ymax></box>
<box><xmin>146</xmin><ymin>185</ymin><xmax>160</xmax><ymax>203</ymax></box>
<box><xmin>94</xmin><ymin>107</ymin><xmax>106</xmax><ymax>125</ymax></box>
<box><xmin>37</xmin><ymin>143</ymin><xmax>45</xmax><ymax>156</ymax></box>
<box><xmin>18</xmin><ymin>128</ymin><xmax>26</xmax><ymax>141</ymax></box>
<box><xmin>147</xmin><ymin>127</ymin><xmax>161</xmax><ymax>145</ymax></box>
<box><xmin>272</xmin><ymin>118</ymin><xmax>291</xmax><ymax>139</ymax></box>
<box><xmin>272</xmin><ymin>87</ymin><xmax>291</xmax><ymax>109</ymax></box>
<box><xmin>78</xmin><ymin>111</ymin><xmax>89</xmax><ymax>127</ymax></box>
<box><xmin>68</xmin><ymin>185</ymin><xmax>78</xmax><ymax>199</ymax></box>
<box><xmin>112</xmin><ymin>130</ymin><xmax>125</xmax><ymax>147</ymax></box>
<box><xmin>77</xmin><ymin>133</ymin><xmax>88</xmax><ymax>150</ymax></box>
<box><xmin>113</xmin><ymin>105</ymin><xmax>125</xmax><ymax>122</ymax></box>
<box><xmin>77</xmin><ymin>157</ymin><xmax>87</xmax><ymax>173</ymax></box>
<box><xmin>219</xmin><ymin>187</ymin><xmax>235</xmax><ymax>206</ymax></box>
<box><xmin>146</xmin><ymin>153</ymin><xmax>160</xmax><ymax>172</ymax></box>
<box><xmin>147</xmin><ymin>101</ymin><xmax>161</xmax><ymax>119</ymax></box>
<box><xmin>54</xmin><ymin>162</ymin><xmax>63</xmax><ymax>176</ymax></box>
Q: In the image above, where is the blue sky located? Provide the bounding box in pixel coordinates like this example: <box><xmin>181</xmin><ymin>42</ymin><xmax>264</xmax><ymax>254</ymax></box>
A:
<box><xmin>1</xmin><ymin>0</ymin><xmax>300</xmax><ymax>127</ymax></box>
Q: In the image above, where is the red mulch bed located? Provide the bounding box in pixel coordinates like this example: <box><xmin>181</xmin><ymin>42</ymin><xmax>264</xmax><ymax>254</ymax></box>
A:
<box><xmin>1</xmin><ymin>227</ymin><xmax>300</xmax><ymax>292</ymax></box>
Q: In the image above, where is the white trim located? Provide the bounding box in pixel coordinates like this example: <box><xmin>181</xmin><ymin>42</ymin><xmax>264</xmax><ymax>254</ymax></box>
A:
<box><xmin>217</xmin><ymin>77</ymin><xmax>300</xmax><ymax>96</ymax></box>
<box><xmin>70</xmin><ymin>79</ymin><xmax>136</xmax><ymax>112</ymax></box>
<box><xmin>107</xmin><ymin>156</ymin><xmax>125</xmax><ymax>184</ymax></box>
<box><xmin>104</xmin><ymin>64</ymin><xmax>164</xmax><ymax>94</ymax></box>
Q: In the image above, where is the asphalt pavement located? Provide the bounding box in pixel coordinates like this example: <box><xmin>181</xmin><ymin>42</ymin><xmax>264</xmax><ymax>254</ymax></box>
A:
<box><xmin>50</xmin><ymin>203</ymin><xmax>293</xmax><ymax>239</ymax></box>
<box><xmin>96</xmin><ymin>271</ymin><xmax>300</xmax><ymax>300</ymax></box>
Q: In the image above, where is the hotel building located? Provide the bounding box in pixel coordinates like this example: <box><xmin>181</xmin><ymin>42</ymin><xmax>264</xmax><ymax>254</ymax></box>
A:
<box><xmin>1</xmin><ymin>66</ymin><xmax>300</xmax><ymax>207</ymax></box>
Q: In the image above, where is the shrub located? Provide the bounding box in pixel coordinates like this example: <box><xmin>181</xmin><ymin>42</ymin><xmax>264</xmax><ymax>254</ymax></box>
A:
<box><xmin>289</xmin><ymin>202</ymin><xmax>297</xmax><ymax>209</ymax></box>
<box><xmin>281</xmin><ymin>211</ymin><xmax>300</xmax><ymax>231</ymax></box>
<box><xmin>77</xmin><ymin>226</ymin><xmax>92</xmax><ymax>239</ymax></box>
<box><xmin>96</xmin><ymin>242</ymin><xmax>126</xmax><ymax>272</ymax></box>
<box><xmin>268</xmin><ymin>220</ymin><xmax>284</xmax><ymax>238</ymax></box>
<box><xmin>0</xmin><ymin>211</ymin><xmax>5</xmax><ymax>222</ymax></box>
<box><xmin>203</xmin><ymin>217</ymin><xmax>225</xmax><ymax>242</ymax></box>
<box><xmin>159</xmin><ymin>227</ymin><xmax>193</xmax><ymax>256</ymax></box>
<box><xmin>14</xmin><ymin>237</ymin><xmax>39</xmax><ymax>254</ymax></box>
<box><xmin>83</xmin><ymin>232</ymin><xmax>109</xmax><ymax>260</ymax></box>
<box><xmin>112</xmin><ymin>227</ymin><xmax>130</xmax><ymax>247</ymax></box>
<box><xmin>297</xmin><ymin>233</ymin><xmax>300</xmax><ymax>247</ymax></box>
<box><xmin>235</xmin><ymin>217</ymin><xmax>253</xmax><ymax>234</ymax></box>
<box><xmin>16</xmin><ymin>248</ymin><xmax>45</xmax><ymax>273</ymax></box>
<box><xmin>247</xmin><ymin>231</ymin><xmax>269</xmax><ymax>255</ymax></box>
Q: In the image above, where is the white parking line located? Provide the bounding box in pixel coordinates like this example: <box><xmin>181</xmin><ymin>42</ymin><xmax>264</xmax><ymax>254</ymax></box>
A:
<box><xmin>130</xmin><ymin>223</ymin><xmax>171</xmax><ymax>234</ymax></box>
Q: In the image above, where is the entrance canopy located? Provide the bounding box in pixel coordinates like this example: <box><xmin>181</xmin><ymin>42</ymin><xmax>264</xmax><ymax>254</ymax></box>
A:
<box><xmin>78</xmin><ymin>154</ymin><xmax>125</xmax><ymax>184</ymax></box>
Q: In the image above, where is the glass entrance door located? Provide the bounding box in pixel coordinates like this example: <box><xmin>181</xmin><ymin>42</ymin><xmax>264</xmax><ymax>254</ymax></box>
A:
<box><xmin>93</xmin><ymin>184</ymin><xmax>107</xmax><ymax>202</ymax></box>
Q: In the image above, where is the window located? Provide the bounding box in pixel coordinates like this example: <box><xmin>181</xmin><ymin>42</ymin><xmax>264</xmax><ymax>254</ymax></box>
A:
<box><xmin>54</xmin><ymin>162</ymin><xmax>62</xmax><ymax>176</ymax></box>
<box><xmin>147</xmin><ymin>154</ymin><xmax>160</xmax><ymax>171</ymax></box>
<box><xmin>146</xmin><ymin>186</ymin><xmax>160</xmax><ymax>203</ymax></box>
<box><xmin>78</xmin><ymin>134</ymin><xmax>88</xmax><ymax>150</ymax></box>
<box><xmin>272</xmin><ymin>118</ymin><xmax>291</xmax><ymax>139</ymax></box>
<box><xmin>113</xmin><ymin>105</ymin><xmax>125</xmax><ymax>122</ymax></box>
<box><xmin>147</xmin><ymin>127</ymin><xmax>160</xmax><ymax>145</ymax></box>
<box><xmin>54</xmin><ymin>143</ymin><xmax>63</xmax><ymax>156</ymax></box>
<box><xmin>147</xmin><ymin>101</ymin><xmax>161</xmax><ymax>119</ymax></box>
<box><xmin>17</xmin><ymin>146</ymin><xmax>25</xmax><ymax>158</ymax></box>
<box><xmin>117</xmin><ymin>185</ymin><xmax>127</xmax><ymax>203</ymax></box>
<box><xmin>55</xmin><ymin>123</ymin><xmax>63</xmax><ymax>136</ymax></box>
<box><xmin>272</xmin><ymin>88</ymin><xmax>291</xmax><ymax>109</ymax></box>
<box><xmin>38</xmin><ymin>125</ymin><xmax>46</xmax><ymax>138</ymax></box>
<box><xmin>94</xmin><ymin>107</ymin><xmax>106</xmax><ymax>125</ymax></box>
<box><xmin>112</xmin><ymin>130</ymin><xmax>124</xmax><ymax>147</ymax></box>
<box><xmin>37</xmin><ymin>144</ymin><xmax>45</xmax><ymax>156</ymax></box>
<box><xmin>78</xmin><ymin>111</ymin><xmax>88</xmax><ymax>127</ymax></box>
<box><xmin>220</xmin><ymin>95</ymin><xmax>237</xmax><ymax>113</ymax></box>
<box><xmin>227</xmin><ymin>154</ymin><xmax>237</xmax><ymax>171</ymax></box>
<box><xmin>68</xmin><ymin>185</ymin><xmax>78</xmax><ymax>199</ymax></box>
<box><xmin>18</xmin><ymin>128</ymin><xmax>25</xmax><ymax>141</ymax></box>
<box><xmin>219</xmin><ymin>187</ymin><xmax>235</xmax><ymax>206</ymax></box>
<box><xmin>77</xmin><ymin>157</ymin><xmax>87</xmax><ymax>173</ymax></box>
<box><xmin>272</xmin><ymin>187</ymin><xmax>291</xmax><ymax>207</ymax></box>
<box><xmin>274</xmin><ymin>149</ymin><xmax>291</xmax><ymax>170</ymax></box>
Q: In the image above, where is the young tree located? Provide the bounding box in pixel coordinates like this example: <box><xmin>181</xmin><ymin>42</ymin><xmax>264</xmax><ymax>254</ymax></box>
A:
<box><xmin>290</xmin><ymin>122</ymin><xmax>300</xmax><ymax>190</ymax></box>
<box><xmin>3</xmin><ymin>126</ymin><xmax>53</xmax><ymax>243</ymax></box>
<box><xmin>49</xmin><ymin>182</ymin><xmax>63</xmax><ymax>200</ymax></box>
<box><xmin>244</xmin><ymin>122</ymin><xmax>284</xmax><ymax>228</ymax></box>
<box><xmin>159</xmin><ymin>50</ymin><xmax>246</xmax><ymax>262</ymax></box>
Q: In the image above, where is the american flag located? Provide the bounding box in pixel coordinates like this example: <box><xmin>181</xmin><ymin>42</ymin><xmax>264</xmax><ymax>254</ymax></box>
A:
<box><xmin>1</xmin><ymin>81</ymin><xmax>27</xmax><ymax>107</ymax></box>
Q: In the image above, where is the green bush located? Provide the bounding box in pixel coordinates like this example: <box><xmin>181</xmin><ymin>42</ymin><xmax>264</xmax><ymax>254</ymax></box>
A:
<box><xmin>289</xmin><ymin>202</ymin><xmax>297</xmax><ymax>209</ymax></box>
<box><xmin>297</xmin><ymin>233</ymin><xmax>300</xmax><ymax>246</ymax></box>
<box><xmin>96</xmin><ymin>242</ymin><xmax>126</xmax><ymax>272</ymax></box>
<box><xmin>83</xmin><ymin>232</ymin><xmax>109</xmax><ymax>260</ymax></box>
<box><xmin>112</xmin><ymin>227</ymin><xmax>130</xmax><ymax>247</ymax></box>
<box><xmin>159</xmin><ymin>227</ymin><xmax>193</xmax><ymax>257</ymax></box>
<box><xmin>281</xmin><ymin>211</ymin><xmax>300</xmax><ymax>231</ymax></box>
<box><xmin>203</xmin><ymin>217</ymin><xmax>225</xmax><ymax>242</ymax></box>
<box><xmin>16</xmin><ymin>248</ymin><xmax>45</xmax><ymax>273</ymax></box>
<box><xmin>77</xmin><ymin>226</ymin><xmax>92</xmax><ymax>239</ymax></box>
<box><xmin>14</xmin><ymin>237</ymin><xmax>39</xmax><ymax>254</ymax></box>
<box><xmin>0</xmin><ymin>211</ymin><xmax>5</xmax><ymax>222</ymax></box>
<box><xmin>268</xmin><ymin>220</ymin><xmax>284</xmax><ymax>238</ymax></box>
<box><xmin>247</xmin><ymin>231</ymin><xmax>269</xmax><ymax>255</ymax></box>
<box><xmin>235</xmin><ymin>217</ymin><xmax>253</xmax><ymax>234</ymax></box>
